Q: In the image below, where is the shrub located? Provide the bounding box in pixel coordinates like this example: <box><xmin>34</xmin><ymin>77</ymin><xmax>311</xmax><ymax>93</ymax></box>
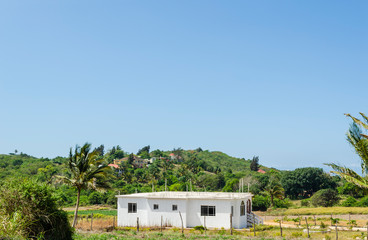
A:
<box><xmin>301</xmin><ymin>199</ymin><xmax>310</xmax><ymax>207</ymax></box>
<box><xmin>341</xmin><ymin>196</ymin><xmax>357</xmax><ymax>207</ymax></box>
<box><xmin>252</xmin><ymin>195</ymin><xmax>271</xmax><ymax>211</ymax></box>
<box><xmin>356</xmin><ymin>196</ymin><xmax>368</xmax><ymax>207</ymax></box>
<box><xmin>310</xmin><ymin>189</ymin><xmax>339</xmax><ymax>207</ymax></box>
<box><xmin>88</xmin><ymin>192</ymin><xmax>104</xmax><ymax>205</ymax></box>
<box><xmin>0</xmin><ymin>178</ymin><xmax>73</xmax><ymax>239</ymax></box>
<box><xmin>273</xmin><ymin>198</ymin><xmax>292</xmax><ymax>209</ymax></box>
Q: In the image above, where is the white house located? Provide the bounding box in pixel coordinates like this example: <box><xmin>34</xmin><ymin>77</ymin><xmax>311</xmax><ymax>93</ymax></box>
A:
<box><xmin>116</xmin><ymin>191</ymin><xmax>262</xmax><ymax>229</ymax></box>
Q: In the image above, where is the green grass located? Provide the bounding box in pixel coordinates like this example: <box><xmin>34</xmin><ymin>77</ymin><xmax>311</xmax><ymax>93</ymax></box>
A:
<box><xmin>67</xmin><ymin>209</ymin><xmax>117</xmax><ymax>217</ymax></box>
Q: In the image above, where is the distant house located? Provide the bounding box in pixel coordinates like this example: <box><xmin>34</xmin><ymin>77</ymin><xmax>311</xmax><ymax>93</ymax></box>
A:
<box><xmin>108</xmin><ymin>163</ymin><xmax>119</xmax><ymax>169</ymax></box>
<box><xmin>257</xmin><ymin>169</ymin><xmax>266</xmax><ymax>174</ymax></box>
<box><xmin>113</xmin><ymin>156</ymin><xmax>150</xmax><ymax>168</ymax></box>
<box><xmin>116</xmin><ymin>191</ymin><xmax>262</xmax><ymax>229</ymax></box>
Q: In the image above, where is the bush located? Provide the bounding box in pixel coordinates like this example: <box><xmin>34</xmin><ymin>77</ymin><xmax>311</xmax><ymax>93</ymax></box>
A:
<box><xmin>252</xmin><ymin>195</ymin><xmax>271</xmax><ymax>211</ymax></box>
<box><xmin>356</xmin><ymin>196</ymin><xmax>368</xmax><ymax>207</ymax></box>
<box><xmin>341</xmin><ymin>196</ymin><xmax>357</xmax><ymax>207</ymax></box>
<box><xmin>0</xmin><ymin>178</ymin><xmax>73</xmax><ymax>239</ymax></box>
<box><xmin>310</xmin><ymin>189</ymin><xmax>339</xmax><ymax>207</ymax></box>
<box><xmin>301</xmin><ymin>199</ymin><xmax>310</xmax><ymax>207</ymax></box>
<box><xmin>88</xmin><ymin>192</ymin><xmax>104</xmax><ymax>205</ymax></box>
<box><xmin>273</xmin><ymin>198</ymin><xmax>292</xmax><ymax>209</ymax></box>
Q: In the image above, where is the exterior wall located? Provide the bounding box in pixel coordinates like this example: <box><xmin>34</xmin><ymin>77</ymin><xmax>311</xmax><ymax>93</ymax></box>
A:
<box><xmin>117</xmin><ymin>197</ymin><xmax>148</xmax><ymax>227</ymax></box>
<box><xmin>146</xmin><ymin>198</ymin><xmax>187</xmax><ymax>227</ymax></box>
<box><xmin>186</xmin><ymin>199</ymin><xmax>231</xmax><ymax>229</ymax></box>
<box><xmin>117</xmin><ymin>196</ymin><xmax>253</xmax><ymax>229</ymax></box>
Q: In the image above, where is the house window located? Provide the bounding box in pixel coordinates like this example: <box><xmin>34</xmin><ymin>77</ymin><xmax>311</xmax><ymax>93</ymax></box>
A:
<box><xmin>240</xmin><ymin>201</ymin><xmax>245</xmax><ymax>216</ymax></box>
<box><xmin>201</xmin><ymin>205</ymin><xmax>216</xmax><ymax>216</ymax></box>
<box><xmin>172</xmin><ymin>205</ymin><xmax>178</xmax><ymax>211</ymax></box>
<box><xmin>154</xmin><ymin>204</ymin><xmax>159</xmax><ymax>210</ymax></box>
<box><xmin>128</xmin><ymin>203</ymin><xmax>137</xmax><ymax>213</ymax></box>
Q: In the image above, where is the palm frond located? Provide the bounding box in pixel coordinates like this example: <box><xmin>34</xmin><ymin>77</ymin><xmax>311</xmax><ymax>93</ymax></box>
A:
<box><xmin>345</xmin><ymin>113</ymin><xmax>368</xmax><ymax>130</ymax></box>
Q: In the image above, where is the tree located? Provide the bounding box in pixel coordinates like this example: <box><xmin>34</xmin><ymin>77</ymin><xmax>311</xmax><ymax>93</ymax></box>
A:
<box><xmin>326</xmin><ymin>113</ymin><xmax>368</xmax><ymax>189</ymax></box>
<box><xmin>310</xmin><ymin>189</ymin><xmax>339</xmax><ymax>207</ymax></box>
<box><xmin>250</xmin><ymin>156</ymin><xmax>259</xmax><ymax>171</ymax></box>
<box><xmin>137</xmin><ymin>145</ymin><xmax>150</xmax><ymax>155</ymax></box>
<box><xmin>56</xmin><ymin>143</ymin><xmax>111</xmax><ymax>228</ymax></box>
<box><xmin>94</xmin><ymin>144</ymin><xmax>105</xmax><ymax>156</ymax></box>
<box><xmin>264</xmin><ymin>174</ymin><xmax>284</xmax><ymax>206</ymax></box>
<box><xmin>281</xmin><ymin>167</ymin><xmax>336</xmax><ymax>199</ymax></box>
<box><xmin>127</xmin><ymin>153</ymin><xmax>135</xmax><ymax>165</ymax></box>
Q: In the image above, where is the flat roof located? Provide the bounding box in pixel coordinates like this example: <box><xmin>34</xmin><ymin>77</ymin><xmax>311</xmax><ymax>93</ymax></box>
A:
<box><xmin>116</xmin><ymin>191</ymin><xmax>252</xmax><ymax>200</ymax></box>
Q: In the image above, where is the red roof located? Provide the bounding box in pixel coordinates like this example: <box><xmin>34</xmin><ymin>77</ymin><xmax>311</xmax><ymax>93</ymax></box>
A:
<box><xmin>169</xmin><ymin>153</ymin><xmax>175</xmax><ymax>156</ymax></box>
<box><xmin>108</xmin><ymin>163</ymin><xmax>119</xmax><ymax>169</ymax></box>
<box><xmin>257</xmin><ymin>169</ymin><xmax>266</xmax><ymax>174</ymax></box>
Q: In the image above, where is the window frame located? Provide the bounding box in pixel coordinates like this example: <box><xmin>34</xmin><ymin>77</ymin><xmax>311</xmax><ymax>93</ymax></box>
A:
<box><xmin>128</xmin><ymin>203</ymin><xmax>137</xmax><ymax>213</ymax></box>
<box><xmin>200</xmin><ymin>205</ymin><xmax>216</xmax><ymax>216</ymax></box>
<box><xmin>172</xmin><ymin>204</ymin><xmax>178</xmax><ymax>211</ymax></box>
<box><xmin>153</xmin><ymin>204</ymin><xmax>159</xmax><ymax>210</ymax></box>
<box><xmin>240</xmin><ymin>201</ymin><xmax>245</xmax><ymax>216</ymax></box>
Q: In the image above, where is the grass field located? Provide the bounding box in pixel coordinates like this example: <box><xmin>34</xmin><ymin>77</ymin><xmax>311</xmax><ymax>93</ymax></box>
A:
<box><xmin>264</xmin><ymin>207</ymin><xmax>368</xmax><ymax>216</ymax></box>
<box><xmin>73</xmin><ymin>226</ymin><xmax>368</xmax><ymax>240</ymax></box>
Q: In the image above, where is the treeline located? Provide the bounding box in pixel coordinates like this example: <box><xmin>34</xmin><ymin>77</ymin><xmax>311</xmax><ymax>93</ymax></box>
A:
<box><xmin>0</xmin><ymin>145</ymin><xmax>359</xmax><ymax>211</ymax></box>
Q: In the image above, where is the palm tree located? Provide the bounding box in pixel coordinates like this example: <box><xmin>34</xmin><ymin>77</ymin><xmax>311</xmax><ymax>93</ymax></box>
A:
<box><xmin>264</xmin><ymin>175</ymin><xmax>284</xmax><ymax>206</ymax></box>
<box><xmin>326</xmin><ymin>113</ymin><xmax>368</xmax><ymax>188</ymax></box>
<box><xmin>57</xmin><ymin>143</ymin><xmax>111</xmax><ymax>228</ymax></box>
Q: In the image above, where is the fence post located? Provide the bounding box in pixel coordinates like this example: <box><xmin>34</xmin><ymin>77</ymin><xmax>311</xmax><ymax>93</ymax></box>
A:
<box><xmin>161</xmin><ymin>215</ymin><xmax>163</xmax><ymax>232</ymax></box>
<box><xmin>230</xmin><ymin>213</ymin><xmax>233</xmax><ymax>235</ymax></box>
<box><xmin>299</xmin><ymin>215</ymin><xmax>301</xmax><ymax>226</ymax></box>
<box><xmin>279</xmin><ymin>219</ymin><xmax>282</xmax><ymax>237</ymax></box>
<box><xmin>113</xmin><ymin>216</ymin><xmax>115</xmax><ymax>229</ymax></box>
<box><xmin>253</xmin><ymin>214</ymin><xmax>256</xmax><ymax>237</ymax></box>
<box><xmin>137</xmin><ymin>217</ymin><xmax>139</xmax><ymax>232</ymax></box>
<box><xmin>91</xmin><ymin>213</ymin><xmax>93</xmax><ymax>231</ymax></box>
<box><xmin>314</xmin><ymin>215</ymin><xmax>316</xmax><ymax>226</ymax></box>
<box><xmin>204</xmin><ymin>216</ymin><xmax>206</xmax><ymax>235</ymax></box>
<box><xmin>305</xmin><ymin>217</ymin><xmax>310</xmax><ymax>238</ymax></box>
<box><xmin>335</xmin><ymin>224</ymin><xmax>338</xmax><ymax>240</ymax></box>
<box><xmin>179</xmin><ymin>211</ymin><xmax>184</xmax><ymax>235</ymax></box>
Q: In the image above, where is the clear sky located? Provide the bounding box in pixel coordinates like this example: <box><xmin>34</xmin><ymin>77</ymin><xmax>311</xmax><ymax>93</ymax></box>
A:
<box><xmin>0</xmin><ymin>1</ymin><xmax>367</xmax><ymax>171</ymax></box>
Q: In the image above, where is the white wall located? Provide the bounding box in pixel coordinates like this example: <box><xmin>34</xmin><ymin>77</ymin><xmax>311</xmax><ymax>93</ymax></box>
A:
<box><xmin>146</xmin><ymin>198</ymin><xmax>187</xmax><ymax>227</ymax></box>
<box><xmin>186</xmin><ymin>199</ymin><xmax>232</xmax><ymax>229</ymax></box>
<box><xmin>117</xmin><ymin>196</ymin><xmax>252</xmax><ymax>229</ymax></box>
<box><xmin>117</xmin><ymin>197</ymin><xmax>148</xmax><ymax>227</ymax></box>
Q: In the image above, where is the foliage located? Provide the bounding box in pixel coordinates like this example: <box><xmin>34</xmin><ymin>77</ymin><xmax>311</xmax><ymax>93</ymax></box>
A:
<box><xmin>273</xmin><ymin>198</ymin><xmax>291</xmax><ymax>209</ymax></box>
<box><xmin>300</xmin><ymin>199</ymin><xmax>310</xmax><ymax>207</ymax></box>
<box><xmin>0</xmin><ymin>178</ymin><xmax>73</xmax><ymax>239</ymax></box>
<box><xmin>326</xmin><ymin>113</ymin><xmax>368</xmax><ymax>189</ymax></box>
<box><xmin>338</xmin><ymin>181</ymin><xmax>367</xmax><ymax>198</ymax></box>
<box><xmin>56</xmin><ymin>143</ymin><xmax>112</xmax><ymax>227</ymax></box>
<box><xmin>264</xmin><ymin>173</ymin><xmax>284</xmax><ymax>206</ymax></box>
<box><xmin>250</xmin><ymin>156</ymin><xmax>259</xmax><ymax>171</ymax></box>
<box><xmin>356</xmin><ymin>196</ymin><xmax>368</xmax><ymax>207</ymax></box>
<box><xmin>341</xmin><ymin>196</ymin><xmax>358</xmax><ymax>207</ymax></box>
<box><xmin>252</xmin><ymin>195</ymin><xmax>271</xmax><ymax>211</ymax></box>
<box><xmin>310</xmin><ymin>189</ymin><xmax>340</xmax><ymax>207</ymax></box>
<box><xmin>281</xmin><ymin>167</ymin><xmax>337</xmax><ymax>199</ymax></box>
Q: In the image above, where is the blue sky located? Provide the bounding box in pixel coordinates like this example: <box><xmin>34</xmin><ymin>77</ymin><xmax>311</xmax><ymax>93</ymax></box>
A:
<box><xmin>0</xmin><ymin>1</ymin><xmax>367</xmax><ymax>171</ymax></box>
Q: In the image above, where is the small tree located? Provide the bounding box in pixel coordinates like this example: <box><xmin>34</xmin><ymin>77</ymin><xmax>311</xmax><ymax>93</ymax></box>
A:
<box><xmin>57</xmin><ymin>143</ymin><xmax>112</xmax><ymax>228</ymax></box>
<box><xmin>310</xmin><ymin>189</ymin><xmax>339</xmax><ymax>207</ymax></box>
<box><xmin>264</xmin><ymin>175</ymin><xmax>284</xmax><ymax>206</ymax></box>
<box><xmin>250</xmin><ymin>156</ymin><xmax>259</xmax><ymax>171</ymax></box>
